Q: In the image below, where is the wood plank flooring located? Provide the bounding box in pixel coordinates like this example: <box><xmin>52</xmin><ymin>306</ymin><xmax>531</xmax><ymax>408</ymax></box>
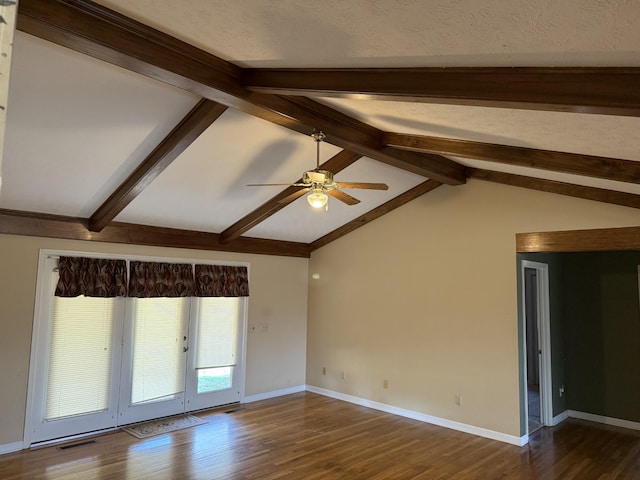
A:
<box><xmin>1</xmin><ymin>392</ymin><xmax>639</xmax><ymax>479</ymax></box>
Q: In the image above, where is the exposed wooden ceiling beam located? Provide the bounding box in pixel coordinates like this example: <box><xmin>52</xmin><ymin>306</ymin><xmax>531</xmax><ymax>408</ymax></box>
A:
<box><xmin>468</xmin><ymin>169</ymin><xmax>640</xmax><ymax>210</ymax></box>
<box><xmin>385</xmin><ymin>133</ymin><xmax>640</xmax><ymax>185</ymax></box>
<box><xmin>88</xmin><ymin>99</ymin><xmax>228</xmax><ymax>233</ymax></box>
<box><xmin>517</xmin><ymin>226</ymin><xmax>640</xmax><ymax>253</ymax></box>
<box><xmin>0</xmin><ymin>209</ymin><xmax>310</xmax><ymax>258</ymax></box>
<box><xmin>220</xmin><ymin>150</ymin><xmax>362</xmax><ymax>244</ymax></box>
<box><xmin>309</xmin><ymin>180</ymin><xmax>442</xmax><ymax>251</ymax></box>
<box><xmin>17</xmin><ymin>0</ymin><xmax>466</xmax><ymax>186</ymax></box>
<box><xmin>243</xmin><ymin>67</ymin><xmax>640</xmax><ymax>117</ymax></box>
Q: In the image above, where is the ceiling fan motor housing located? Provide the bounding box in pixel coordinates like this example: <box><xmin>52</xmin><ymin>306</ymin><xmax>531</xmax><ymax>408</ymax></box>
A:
<box><xmin>303</xmin><ymin>169</ymin><xmax>335</xmax><ymax>189</ymax></box>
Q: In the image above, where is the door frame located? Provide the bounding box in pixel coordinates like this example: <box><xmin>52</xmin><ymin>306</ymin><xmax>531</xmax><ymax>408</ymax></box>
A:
<box><xmin>23</xmin><ymin>251</ymin><xmax>126</xmax><ymax>447</ymax></box>
<box><xmin>520</xmin><ymin>260</ymin><xmax>553</xmax><ymax>432</ymax></box>
<box><xmin>24</xmin><ymin>248</ymin><xmax>249</xmax><ymax>447</ymax></box>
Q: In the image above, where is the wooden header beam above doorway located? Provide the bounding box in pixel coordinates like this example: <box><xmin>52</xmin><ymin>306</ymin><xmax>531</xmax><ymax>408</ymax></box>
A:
<box><xmin>516</xmin><ymin>226</ymin><xmax>640</xmax><ymax>253</ymax></box>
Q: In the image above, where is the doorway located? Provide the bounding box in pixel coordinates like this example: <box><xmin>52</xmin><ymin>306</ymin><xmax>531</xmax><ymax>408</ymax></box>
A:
<box><xmin>521</xmin><ymin>260</ymin><xmax>552</xmax><ymax>435</ymax></box>
<box><xmin>25</xmin><ymin>252</ymin><xmax>247</xmax><ymax>446</ymax></box>
<box><xmin>525</xmin><ymin>268</ymin><xmax>542</xmax><ymax>433</ymax></box>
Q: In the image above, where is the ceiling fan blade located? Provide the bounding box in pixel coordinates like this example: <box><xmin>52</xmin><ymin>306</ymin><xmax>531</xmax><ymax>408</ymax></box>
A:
<box><xmin>277</xmin><ymin>187</ymin><xmax>310</xmax><ymax>204</ymax></box>
<box><xmin>246</xmin><ymin>182</ymin><xmax>310</xmax><ymax>187</ymax></box>
<box><xmin>335</xmin><ymin>182</ymin><xmax>389</xmax><ymax>190</ymax></box>
<box><xmin>246</xmin><ymin>183</ymin><xmax>297</xmax><ymax>187</ymax></box>
<box><xmin>327</xmin><ymin>189</ymin><xmax>361</xmax><ymax>205</ymax></box>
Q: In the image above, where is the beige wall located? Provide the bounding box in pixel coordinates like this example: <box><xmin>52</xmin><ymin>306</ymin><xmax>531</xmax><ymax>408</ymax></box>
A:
<box><xmin>0</xmin><ymin>235</ymin><xmax>308</xmax><ymax>446</ymax></box>
<box><xmin>3</xmin><ymin>180</ymin><xmax>639</xmax><ymax>446</ymax></box>
<box><xmin>306</xmin><ymin>179</ymin><xmax>640</xmax><ymax>437</ymax></box>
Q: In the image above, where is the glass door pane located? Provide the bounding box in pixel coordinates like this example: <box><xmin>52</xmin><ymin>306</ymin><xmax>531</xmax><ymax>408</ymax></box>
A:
<box><xmin>185</xmin><ymin>297</ymin><xmax>246</xmax><ymax>411</ymax></box>
<box><xmin>197</xmin><ymin>367</ymin><xmax>232</xmax><ymax>394</ymax></box>
<box><xmin>118</xmin><ymin>297</ymin><xmax>190</xmax><ymax>425</ymax></box>
<box><xmin>46</xmin><ymin>297</ymin><xmax>116</xmax><ymax>419</ymax></box>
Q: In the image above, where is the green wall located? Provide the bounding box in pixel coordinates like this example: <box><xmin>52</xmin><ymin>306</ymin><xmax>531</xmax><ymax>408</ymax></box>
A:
<box><xmin>517</xmin><ymin>251</ymin><xmax>640</xmax><ymax>430</ymax></box>
<box><xmin>562</xmin><ymin>251</ymin><xmax>640</xmax><ymax>422</ymax></box>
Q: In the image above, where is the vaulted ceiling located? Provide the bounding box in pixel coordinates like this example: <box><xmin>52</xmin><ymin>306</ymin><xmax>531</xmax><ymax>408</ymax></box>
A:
<box><xmin>1</xmin><ymin>0</ymin><xmax>639</xmax><ymax>258</ymax></box>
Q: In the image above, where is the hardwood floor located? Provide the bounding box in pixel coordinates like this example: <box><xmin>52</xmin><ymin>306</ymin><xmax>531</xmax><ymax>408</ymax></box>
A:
<box><xmin>1</xmin><ymin>392</ymin><xmax>639</xmax><ymax>479</ymax></box>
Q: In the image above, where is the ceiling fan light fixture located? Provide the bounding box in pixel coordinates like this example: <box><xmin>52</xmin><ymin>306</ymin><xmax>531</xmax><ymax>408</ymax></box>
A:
<box><xmin>307</xmin><ymin>189</ymin><xmax>328</xmax><ymax>209</ymax></box>
<box><xmin>248</xmin><ymin>129</ymin><xmax>386</xmax><ymax>210</ymax></box>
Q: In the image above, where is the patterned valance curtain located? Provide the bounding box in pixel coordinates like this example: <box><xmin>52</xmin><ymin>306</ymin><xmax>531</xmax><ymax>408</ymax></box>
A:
<box><xmin>55</xmin><ymin>256</ymin><xmax>127</xmax><ymax>298</ymax></box>
<box><xmin>195</xmin><ymin>265</ymin><xmax>249</xmax><ymax>297</ymax></box>
<box><xmin>54</xmin><ymin>258</ymin><xmax>247</xmax><ymax>298</ymax></box>
<box><xmin>128</xmin><ymin>261</ymin><xmax>194</xmax><ymax>298</ymax></box>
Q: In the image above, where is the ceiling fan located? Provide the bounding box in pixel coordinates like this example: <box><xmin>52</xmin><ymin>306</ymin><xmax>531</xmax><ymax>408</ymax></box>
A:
<box><xmin>247</xmin><ymin>131</ymin><xmax>389</xmax><ymax>210</ymax></box>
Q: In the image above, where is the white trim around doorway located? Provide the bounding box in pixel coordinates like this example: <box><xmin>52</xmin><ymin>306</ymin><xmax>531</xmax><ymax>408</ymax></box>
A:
<box><xmin>521</xmin><ymin>260</ymin><xmax>553</xmax><ymax>433</ymax></box>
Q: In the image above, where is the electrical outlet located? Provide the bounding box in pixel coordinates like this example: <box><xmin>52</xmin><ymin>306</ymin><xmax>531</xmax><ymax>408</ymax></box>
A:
<box><xmin>455</xmin><ymin>394</ymin><xmax>462</xmax><ymax>406</ymax></box>
<box><xmin>322</xmin><ymin>367</ymin><xmax>326</xmax><ymax>375</ymax></box>
<box><xmin>340</xmin><ymin>371</ymin><xmax>346</xmax><ymax>380</ymax></box>
<box><xmin>559</xmin><ymin>385</ymin><xmax>565</xmax><ymax>397</ymax></box>
<box><xmin>383</xmin><ymin>379</ymin><xmax>389</xmax><ymax>389</ymax></box>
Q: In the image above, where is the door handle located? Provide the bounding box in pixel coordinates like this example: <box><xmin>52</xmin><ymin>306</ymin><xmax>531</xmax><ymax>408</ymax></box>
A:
<box><xmin>183</xmin><ymin>346</ymin><xmax>189</xmax><ymax>352</ymax></box>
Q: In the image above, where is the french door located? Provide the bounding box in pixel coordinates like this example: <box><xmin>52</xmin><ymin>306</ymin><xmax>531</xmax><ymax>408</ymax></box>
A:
<box><xmin>26</xmin><ymin>253</ymin><xmax>246</xmax><ymax>445</ymax></box>
<box><xmin>185</xmin><ymin>297</ymin><xmax>245</xmax><ymax>411</ymax></box>
<box><xmin>118</xmin><ymin>297</ymin><xmax>191</xmax><ymax>425</ymax></box>
<box><xmin>118</xmin><ymin>296</ymin><xmax>246</xmax><ymax>424</ymax></box>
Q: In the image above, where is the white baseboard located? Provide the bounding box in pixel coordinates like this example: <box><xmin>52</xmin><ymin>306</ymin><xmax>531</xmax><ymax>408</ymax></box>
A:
<box><xmin>551</xmin><ymin>410</ymin><xmax>569</xmax><ymax>426</ymax></box>
<box><xmin>306</xmin><ymin>385</ymin><xmax>527</xmax><ymax>446</ymax></box>
<box><xmin>242</xmin><ymin>384</ymin><xmax>306</xmax><ymax>404</ymax></box>
<box><xmin>0</xmin><ymin>441</ymin><xmax>23</xmax><ymax>456</ymax></box>
<box><xmin>568</xmin><ymin>410</ymin><xmax>640</xmax><ymax>431</ymax></box>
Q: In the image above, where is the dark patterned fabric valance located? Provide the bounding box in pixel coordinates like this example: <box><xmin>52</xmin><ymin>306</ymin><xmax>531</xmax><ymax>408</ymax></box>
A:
<box><xmin>54</xmin><ymin>258</ymin><xmax>247</xmax><ymax>298</ymax></box>
<box><xmin>55</xmin><ymin>256</ymin><xmax>127</xmax><ymax>298</ymax></box>
<box><xmin>195</xmin><ymin>265</ymin><xmax>249</xmax><ymax>297</ymax></box>
<box><xmin>128</xmin><ymin>261</ymin><xmax>194</xmax><ymax>298</ymax></box>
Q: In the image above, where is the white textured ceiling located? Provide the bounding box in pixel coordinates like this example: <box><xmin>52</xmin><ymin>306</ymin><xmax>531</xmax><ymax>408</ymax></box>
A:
<box><xmin>2</xmin><ymin>32</ymin><xmax>199</xmax><ymax>217</ymax></box>
<box><xmin>2</xmin><ymin>1</ymin><xmax>639</xmax><ymax>246</ymax></box>
<box><xmin>318</xmin><ymin>98</ymin><xmax>640</xmax><ymax>161</ymax></box>
<box><xmin>96</xmin><ymin>0</ymin><xmax>640</xmax><ymax>67</ymax></box>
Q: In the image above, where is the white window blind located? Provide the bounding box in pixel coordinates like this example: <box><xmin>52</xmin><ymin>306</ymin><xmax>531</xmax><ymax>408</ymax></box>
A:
<box><xmin>131</xmin><ymin>298</ymin><xmax>187</xmax><ymax>405</ymax></box>
<box><xmin>45</xmin><ymin>295</ymin><xmax>115</xmax><ymax>420</ymax></box>
<box><xmin>196</xmin><ymin>297</ymin><xmax>239</xmax><ymax>369</ymax></box>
